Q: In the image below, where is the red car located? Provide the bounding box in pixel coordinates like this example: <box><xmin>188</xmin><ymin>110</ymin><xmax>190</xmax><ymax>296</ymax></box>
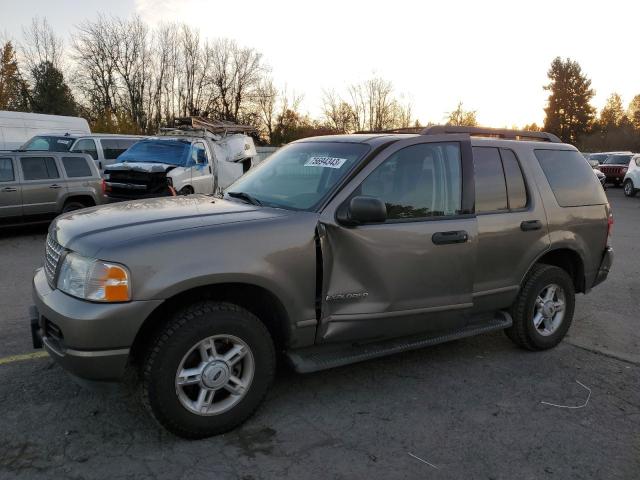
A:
<box><xmin>598</xmin><ymin>153</ymin><xmax>634</xmax><ymax>186</ymax></box>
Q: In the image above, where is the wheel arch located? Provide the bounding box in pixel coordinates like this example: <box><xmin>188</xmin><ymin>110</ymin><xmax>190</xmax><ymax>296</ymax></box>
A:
<box><xmin>525</xmin><ymin>247</ymin><xmax>586</xmax><ymax>293</ymax></box>
<box><xmin>129</xmin><ymin>282</ymin><xmax>291</xmax><ymax>367</ymax></box>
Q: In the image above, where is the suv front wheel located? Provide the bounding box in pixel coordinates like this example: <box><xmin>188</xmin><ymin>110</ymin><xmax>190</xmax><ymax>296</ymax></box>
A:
<box><xmin>142</xmin><ymin>301</ymin><xmax>275</xmax><ymax>439</ymax></box>
<box><xmin>623</xmin><ymin>179</ymin><xmax>637</xmax><ymax>197</ymax></box>
<box><xmin>506</xmin><ymin>264</ymin><xmax>575</xmax><ymax>350</ymax></box>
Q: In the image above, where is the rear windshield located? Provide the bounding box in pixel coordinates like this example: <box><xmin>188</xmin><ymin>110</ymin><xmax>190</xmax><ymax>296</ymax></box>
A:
<box><xmin>117</xmin><ymin>139</ymin><xmax>191</xmax><ymax>166</ymax></box>
<box><xmin>21</xmin><ymin>136</ymin><xmax>74</xmax><ymax>152</ymax></box>
<box><xmin>535</xmin><ymin>149</ymin><xmax>607</xmax><ymax>207</ymax></box>
<box><xmin>603</xmin><ymin>154</ymin><xmax>632</xmax><ymax>165</ymax></box>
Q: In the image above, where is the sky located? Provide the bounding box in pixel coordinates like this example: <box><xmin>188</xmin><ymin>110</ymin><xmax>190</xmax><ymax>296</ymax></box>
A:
<box><xmin>1</xmin><ymin>0</ymin><xmax>638</xmax><ymax>127</ymax></box>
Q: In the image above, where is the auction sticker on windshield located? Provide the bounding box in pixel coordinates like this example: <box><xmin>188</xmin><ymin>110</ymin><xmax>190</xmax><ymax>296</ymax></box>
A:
<box><xmin>304</xmin><ymin>156</ymin><xmax>348</xmax><ymax>168</ymax></box>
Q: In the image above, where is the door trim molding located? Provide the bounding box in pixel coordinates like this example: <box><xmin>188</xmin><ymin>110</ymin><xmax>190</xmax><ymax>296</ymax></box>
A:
<box><xmin>326</xmin><ymin>302</ymin><xmax>473</xmax><ymax>323</ymax></box>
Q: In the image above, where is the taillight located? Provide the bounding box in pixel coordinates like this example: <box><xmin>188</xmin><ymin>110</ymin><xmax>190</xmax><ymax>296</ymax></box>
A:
<box><xmin>607</xmin><ymin>205</ymin><xmax>614</xmax><ymax>244</ymax></box>
<box><xmin>101</xmin><ymin>179</ymin><xmax>106</xmax><ymax>193</ymax></box>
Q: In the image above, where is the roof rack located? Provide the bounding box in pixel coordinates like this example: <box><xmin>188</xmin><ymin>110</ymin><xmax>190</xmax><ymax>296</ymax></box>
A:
<box><xmin>171</xmin><ymin>116</ymin><xmax>257</xmax><ymax>136</ymax></box>
<box><xmin>421</xmin><ymin>125</ymin><xmax>562</xmax><ymax>143</ymax></box>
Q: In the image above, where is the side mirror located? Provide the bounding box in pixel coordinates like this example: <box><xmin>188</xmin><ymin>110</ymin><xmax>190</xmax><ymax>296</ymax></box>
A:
<box><xmin>337</xmin><ymin>196</ymin><xmax>387</xmax><ymax>226</ymax></box>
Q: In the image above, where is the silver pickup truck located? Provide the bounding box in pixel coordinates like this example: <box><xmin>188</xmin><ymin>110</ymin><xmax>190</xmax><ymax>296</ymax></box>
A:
<box><xmin>30</xmin><ymin>127</ymin><xmax>613</xmax><ymax>438</ymax></box>
<box><xmin>0</xmin><ymin>152</ymin><xmax>103</xmax><ymax>227</ymax></box>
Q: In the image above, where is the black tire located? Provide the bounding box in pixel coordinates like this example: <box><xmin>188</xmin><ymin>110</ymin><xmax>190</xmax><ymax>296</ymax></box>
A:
<box><xmin>61</xmin><ymin>200</ymin><xmax>88</xmax><ymax>213</ymax></box>
<box><xmin>506</xmin><ymin>264</ymin><xmax>575</xmax><ymax>351</ymax></box>
<box><xmin>623</xmin><ymin>179</ymin><xmax>637</xmax><ymax>197</ymax></box>
<box><xmin>178</xmin><ymin>186</ymin><xmax>194</xmax><ymax>195</ymax></box>
<box><xmin>142</xmin><ymin>301</ymin><xmax>275</xmax><ymax>439</ymax></box>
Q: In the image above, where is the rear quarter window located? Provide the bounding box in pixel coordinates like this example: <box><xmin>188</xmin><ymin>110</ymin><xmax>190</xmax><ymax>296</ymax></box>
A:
<box><xmin>535</xmin><ymin>149</ymin><xmax>607</xmax><ymax>207</ymax></box>
<box><xmin>62</xmin><ymin>156</ymin><xmax>93</xmax><ymax>178</ymax></box>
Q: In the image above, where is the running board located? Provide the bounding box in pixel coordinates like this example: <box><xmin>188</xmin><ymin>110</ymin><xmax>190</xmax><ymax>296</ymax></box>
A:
<box><xmin>287</xmin><ymin>312</ymin><xmax>512</xmax><ymax>373</ymax></box>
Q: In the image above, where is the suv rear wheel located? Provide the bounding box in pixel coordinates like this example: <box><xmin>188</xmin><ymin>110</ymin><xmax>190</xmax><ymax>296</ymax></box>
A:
<box><xmin>61</xmin><ymin>200</ymin><xmax>90</xmax><ymax>213</ymax></box>
<box><xmin>623</xmin><ymin>179</ymin><xmax>637</xmax><ymax>197</ymax></box>
<box><xmin>506</xmin><ymin>264</ymin><xmax>575</xmax><ymax>350</ymax></box>
<box><xmin>142</xmin><ymin>301</ymin><xmax>275</xmax><ymax>439</ymax></box>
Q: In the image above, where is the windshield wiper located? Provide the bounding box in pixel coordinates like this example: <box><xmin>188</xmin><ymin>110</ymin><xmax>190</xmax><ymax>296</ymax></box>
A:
<box><xmin>227</xmin><ymin>191</ymin><xmax>262</xmax><ymax>206</ymax></box>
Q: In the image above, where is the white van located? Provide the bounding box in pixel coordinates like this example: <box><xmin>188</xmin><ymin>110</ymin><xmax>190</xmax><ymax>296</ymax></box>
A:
<box><xmin>21</xmin><ymin>133</ymin><xmax>145</xmax><ymax>172</ymax></box>
<box><xmin>0</xmin><ymin>111</ymin><xmax>90</xmax><ymax>150</ymax></box>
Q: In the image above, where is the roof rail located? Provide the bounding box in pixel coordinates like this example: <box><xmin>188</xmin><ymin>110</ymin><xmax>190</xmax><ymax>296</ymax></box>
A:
<box><xmin>421</xmin><ymin>125</ymin><xmax>562</xmax><ymax>143</ymax></box>
<box><xmin>353</xmin><ymin>127</ymin><xmax>424</xmax><ymax>134</ymax></box>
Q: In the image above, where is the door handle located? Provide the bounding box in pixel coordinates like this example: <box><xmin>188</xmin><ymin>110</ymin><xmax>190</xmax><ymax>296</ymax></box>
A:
<box><xmin>432</xmin><ymin>230</ymin><xmax>469</xmax><ymax>245</ymax></box>
<box><xmin>209</xmin><ymin>166</ymin><xmax>212</xmax><ymax>174</ymax></box>
<box><xmin>520</xmin><ymin>220</ymin><xmax>542</xmax><ymax>231</ymax></box>
<box><xmin>1</xmin><ymin>187</ymin><xmax>17</xmax><ymax>192</ymax></box>
<box><xmin>49</xmin><ymin>184</ymin><xmax>62</xmax><ymax>189</ymax></box>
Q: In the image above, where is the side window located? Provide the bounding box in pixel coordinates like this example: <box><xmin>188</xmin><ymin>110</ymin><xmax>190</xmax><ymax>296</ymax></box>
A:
<box><xmin>0</xmin><ymin>158</ymin><xmax>14</xmax><ymax>182</ymax></box>
<box><xmin>192</xmin><ymin>143</ymin><xmax>209</xmax><ymax>165</ymax></box>
<box><xmin>20</xmin><ymin>157</ymin><xmax>59</xmax><ymax>181</ymax></box>
<box><xmin>71</xmin><ymin>139</ymin><xmax>98</xmax><ymax>160</ymax></box>
<box><xmin>535</xmin><ymin>149</ymin><xmax>607</xmax><ymax>207</ymax></box>
<box><xmin>473</xmin><ymin>147</ymin><xmax>508</xmax><ymax>213</ymax></box>
<box><xmin>636</xmin><ymin>157</ymin><xmax>640</xmax><ymax>167</ymax></box>
<box><xmin>101</xmin><ymin>139</ymin><xmax>138</xmax><ymax>160</ymax></box>
<box><xmin>358</xmin><ymin>142</ymin><xmax>462</xmax><ymax>220</ymax></box>
<box><xmin>62</xmin><ymin>157</ymin><xmax>92</xmax><ymax>178</ymax></box>
<box><xmin>501</xmin><ymin>149</ymin><xmax>528</xmax><ymax>209</ymax></box>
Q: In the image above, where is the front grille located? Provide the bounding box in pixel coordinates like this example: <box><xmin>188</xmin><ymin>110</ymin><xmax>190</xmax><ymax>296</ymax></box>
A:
<box><xmin>44</xmin><ymin>233</ymin><xmax>65</xmax><ymax>287</ymax></box>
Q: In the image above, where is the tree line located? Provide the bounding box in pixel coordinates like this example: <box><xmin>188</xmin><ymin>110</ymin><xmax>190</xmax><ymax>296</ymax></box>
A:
<box><xmin>0</xmin><ymin>16</ymin><xmax>637</xmax><ymax>150</ymax></box>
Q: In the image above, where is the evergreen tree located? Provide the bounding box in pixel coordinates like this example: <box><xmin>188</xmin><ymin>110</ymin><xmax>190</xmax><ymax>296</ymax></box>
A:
<box><xmin>600</xmin><ymin>93</ymin><xmax>626</xmax><ymax>128</ymax></box>
<box><xmin>627</xmin><ymin>94</ymin><xmax>640</xmax><ymax>130</ymax></box>
<box><xmin>29</xmin><ymin>61</ymin><xmax>77</xmax><ymax>115</ymax></box>
<box><xmin>543</xmin><ymin>57</ymin><xmax>595</xmax><ymax>144</ymax></box>
<box><xmin>0</xmin><ymin>42</ymin><xmax>29</xmax><ymax>110</ymax></box>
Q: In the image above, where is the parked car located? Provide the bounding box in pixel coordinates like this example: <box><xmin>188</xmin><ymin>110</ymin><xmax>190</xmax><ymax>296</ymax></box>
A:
<box><xmin>21</xmin><ymin>134</ymin><xmax>145</xmax><ymax>172</ymax></box>
<box><xmin>30</xmin><ymin>126</ymin><xmax>613</xmax><ymax>438</ymax></box>
<box><xmin>0</xmin><ymin>111</ymin><xmax>90</xmax><ymax>151</ymax></box>
<box><xmin>622</xmin><ymin>154</ymin><xmax>640</xmax><ymax>197</ymax></box>
<box><xmin>102</xmin><ymin>119</ymin><xmax>257</xmax><ymax>200</ymax></box>
<box><xmin>0</xmin><ymin>152</ymin><xmax>104</xmax><ymax>227</ymax></box>
<box><xmin>598</xmin><ymin>153</ymin><xmax>635</xmax><ymax>186</ymax></box>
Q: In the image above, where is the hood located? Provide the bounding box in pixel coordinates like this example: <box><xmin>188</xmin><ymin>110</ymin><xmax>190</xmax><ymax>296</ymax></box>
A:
<box><xmin>51</xmin><ymin>195</ymin><xmax>290</xmax><ymax>257</ymax></box>
<box><xmin>105</xmin><ymin>162</ymin><xmax>176</xmax><ymax>173</ymax></box>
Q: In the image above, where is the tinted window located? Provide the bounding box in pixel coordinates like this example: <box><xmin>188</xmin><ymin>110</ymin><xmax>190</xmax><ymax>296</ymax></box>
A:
<box><xmin>0</xmin><ymin>158</ymin><xmax>14</xmax><ymax>182</ymax></box>
<box><xmin>603</xmin><ymin>154</ymin><xmax>632</xmax><ymax>165</ymax></box>
<box><xmin>21</xmin><ymin>157</ymin><xmax>59</xmax><ymax>180</ymax></box>
<box><xmin>62</xmin><ymin>157</ymin><xmax>92</xmax><ymax>178</ymax></box>
<box><xmin>535</xmin><ymin>149</ymin><xmax>607</xmax><ymax>207</ymax></box>
<box><xmin>71</xmin><ymin>139</ymin><xmax>98</xmax><ymax>160</ymax></box>
<box><xmin>473</xmin><ymin>147</ymin><xmax>508</xmax><ymax>213</ymax></box>
<box><xmin>501</xmin><ymin>149</ymin><xmax>527</xmax><ymax>209</ymax></box>
<box><xmin>227</xmin><ymin>142</ymin><xmax>369</xmax><ymax>211</ymax></box>
<box><xmin>21</xmin><ymin>136</ymin><xmax>74</xmax><ymax>152</ymax></box>
<box><xmin>101</xmin><ymin>139</ymin><xmax>139</xmax><ymax>160</ymax></box>
<box><xmin>358</xmin><ymin>142</ymin><xmax>462</xmax><ymax>219</ymax></box>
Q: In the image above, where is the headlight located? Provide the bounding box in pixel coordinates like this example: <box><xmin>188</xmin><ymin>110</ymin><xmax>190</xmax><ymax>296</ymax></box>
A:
<box><xmin>57</xmin><ymin>252</ymin><xmax>131</xmax><ymax>302</ymax></box>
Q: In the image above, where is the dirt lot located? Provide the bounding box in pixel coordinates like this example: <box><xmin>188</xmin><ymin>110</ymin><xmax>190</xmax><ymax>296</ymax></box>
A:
<box><xmin>0</xmin><ymin>189</ymin><xmax>638</xmax><ymax>479</ymax></box>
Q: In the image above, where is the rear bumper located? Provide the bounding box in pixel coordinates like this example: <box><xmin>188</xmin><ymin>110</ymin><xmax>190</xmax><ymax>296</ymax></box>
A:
<box><xmin>31</xmin><ymin>267</ymin><xmax>162</xmax><ymax>380</ymax></box>
<box><xmin>592</xmin><ymin>246</ymin><xmax>613</xmax><ymax>288</ymax></box>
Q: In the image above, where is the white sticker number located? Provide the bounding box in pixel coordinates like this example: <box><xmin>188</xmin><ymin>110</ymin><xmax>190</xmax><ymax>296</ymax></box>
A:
<box><xmin>304</xmin><ymin>156</ymin><xmax>348</xmax><ymax>169</ymax></box>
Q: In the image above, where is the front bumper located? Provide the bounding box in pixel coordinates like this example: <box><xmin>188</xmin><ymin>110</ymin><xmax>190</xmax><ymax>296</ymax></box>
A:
<box><xmin>31</xmin><ymin>267</ymin><xmax>162</xmax><ymax>380</ymax></box>
<box><xmin>592</xmin><ymin>246</ymin><xmax>614</xmax><ymax>288</ymax></box>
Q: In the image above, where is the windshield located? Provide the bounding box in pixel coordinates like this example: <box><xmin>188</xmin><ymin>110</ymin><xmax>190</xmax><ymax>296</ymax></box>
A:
<box><xmin>226</xmin><ymin>142</ymin><xmax>370</xmax><ymax>211</ymax></box>
<box><xmin>588</xmin><ymin>153</ymin><xmax>608</xmax><ymax>162</ymax></box>
<box><xmin>21</xmin><ymin>136</ymin><xmax>74</xmax><ymax>152</ymax></box>
<box><xmin>117</xmin><ymin>139</ymin><xmax>191</xmax><ymax>166</ymax></box>
<box><xmin>604</xmin><ymin>154</ymin><xmax>632</xmax><ymax>165</ymax></box>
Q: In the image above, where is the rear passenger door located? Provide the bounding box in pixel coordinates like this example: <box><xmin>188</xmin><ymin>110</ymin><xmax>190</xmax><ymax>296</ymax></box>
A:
<box><xmin>0</xmin><ymin>157</ymin><xmax>22</xmax><ymax>223</ymax></box>
<box><xmin>472</xmin><ymin>147</ymin><xmax>550</xmax><ymax>310</ymax></box>
<box><xmin>18</xmin><ymin>156</ymin><xmax>67</xmax><ymax>219</ymax></box>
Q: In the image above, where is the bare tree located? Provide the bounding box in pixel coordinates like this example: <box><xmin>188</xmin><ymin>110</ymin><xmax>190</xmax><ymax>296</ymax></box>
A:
<box><xmin>255</xmin><ymin>77</ymin><xmax>278</xmax><ymax>142</ymax></box>
<box><xmin>321</xmin><ymin>89</ymin><xmax>353</xmax><ymax>133</ymax></box>
<box><xmin>446</xmin><ymin>101</ymin><xmax>478</xmax><ymax>126</ymax></box>
<box><xmin>21</xmin><ymin>16</ymin><xmax>64</xmax><ymax>74</ymax></box>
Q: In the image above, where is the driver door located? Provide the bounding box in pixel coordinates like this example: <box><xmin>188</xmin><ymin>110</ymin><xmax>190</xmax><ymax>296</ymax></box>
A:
<box><xmin>317</xmin><ymin>135</ymin><xmax>477</xmax><ymax>343</ymax></box>
<box><xmin>190</xmin><ymin>142</ymin><xmax>213</xmax><ymax>194</ymax></box>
